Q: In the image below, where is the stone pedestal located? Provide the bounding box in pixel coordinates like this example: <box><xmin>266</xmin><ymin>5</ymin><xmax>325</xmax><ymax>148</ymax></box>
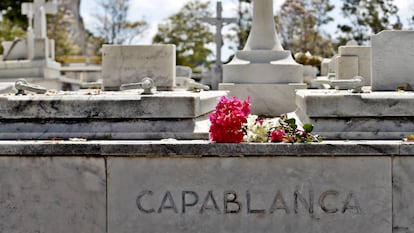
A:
<box><xmin>220</xmin><ymin>83</ymin><xmax>306</xmax><ymax>116</ymax></box>
<box><xmin>0</xmin><ymin>90</ymin><xmax>227</xmax><ymax>140</ymax></box>
<box><xmin>221</xmin><ymin>0</ymin><xmax>303</xmax><ymax>116</ymax></box>
<box><xmin>295</xmin><ymin>89</ymin><xmax>414</xmax><ymax>139</ymax></box>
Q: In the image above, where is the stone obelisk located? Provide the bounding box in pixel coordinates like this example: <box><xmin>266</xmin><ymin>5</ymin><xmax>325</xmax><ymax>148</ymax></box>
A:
<box><xmin>220</xmin><ymin>0</ymin><xmax>305</xmax><ymax>116</ymax></box>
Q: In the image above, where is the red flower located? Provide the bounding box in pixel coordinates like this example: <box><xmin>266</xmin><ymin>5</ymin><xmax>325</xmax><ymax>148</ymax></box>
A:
<box><xmin>270</xmin><ymin>129</ymin><xmax>285</xmax><ymax>142</ymax></box>
<box><xmin>209</xmin><ymin>96</ymin><xmax>251</xmax><ymax>143</ymax></box>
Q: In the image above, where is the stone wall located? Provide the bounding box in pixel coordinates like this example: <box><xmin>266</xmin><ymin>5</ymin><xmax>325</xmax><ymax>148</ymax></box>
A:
<box><xmin>0</xmin><ymin>140</ymin><xmax>412</xmax><ymax>233</ymax></box>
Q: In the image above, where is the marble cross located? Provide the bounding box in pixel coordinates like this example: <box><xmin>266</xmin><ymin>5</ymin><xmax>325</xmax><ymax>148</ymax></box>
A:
<box><xmin>200</xmin><ymin>2</ymin><xmax>237</xmax><ymax>82</ymax></box>
<box><xmin>21</xmin><ymin>0</ymin><xmax>58</xmax><ymax>38</ymax></box>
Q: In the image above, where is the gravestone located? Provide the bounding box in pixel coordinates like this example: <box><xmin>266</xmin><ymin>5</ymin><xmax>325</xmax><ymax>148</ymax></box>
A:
<box><xmin>220</xmin><ymin>0</ymin><xmax>305</xmax><ymax>116</ymax></box>
<box><xmin>102</xmin><ymin>45</ymin><xmax>176</xmax><ymax>91</ymax></box>
<box><xmin>336</xmin><ymin>44</ymin><xmax>371</xmax><ymax>86</ymax></box>
<box><xmin>0</xmin><ymin>0</ymin><xmax>70</xmax><ymax>91</ymax></box>
<box><xmin>371</xmin><ymin>30</ymin><xmax>414</xmax><ymax>91</ymax></box>
<box><xmin>108</xmin><ymin>156</ymin><xmax>391</xmax><ymax>233</ymax></box>
<box><xmin>0</xmin><ymin>157</ymin><xmax>105</xmax><ymax>232</ymax></box>
<box><xmin>294</xmin><ymin>29</ymin><xmax>414</xmax><ymax>139</ymax></box>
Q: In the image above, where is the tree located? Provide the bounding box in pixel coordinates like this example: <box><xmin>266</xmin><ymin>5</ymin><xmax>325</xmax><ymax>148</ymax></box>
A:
<box><xmin>337</xmin><ymin>0</ymin><xmax>401</xmax><ymax>45</ymax></box>
<box><xmin>275</xmin><ymin>0</ymin><xmax>336</xmax><ymax>58</ymax></box>
<box><xmin>152</xmin><ymin>0</ymin><xmax>214</xmax><ymax>69</ymax></box>
<box><xmin>0</xmin><ymin>0</ymin><xmax>29</xmax><ymax>29</ymax></box>
<box><xmin>0</xmin><ymin>18</ymin><xmax>26</xmax><ymax>55</ymax></box>
<box><xmin>232</xmin><ymin>0</ymin><xmax>252</xmax><ymax>51</ymax></box>
<box><xmin>94</xmin><ymin>0</ymin><xmax>147</xmax><ymax>44</ymax></box>
<box><xmin>48</xmin><ymin>8</ymin><xmax>82</xmax><ymax>56</ymax></box>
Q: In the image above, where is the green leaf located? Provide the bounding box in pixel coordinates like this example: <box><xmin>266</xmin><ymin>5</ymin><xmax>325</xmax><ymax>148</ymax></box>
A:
<box><xmin>303</xmin><ymin>123</ymin><xmax>314</xmax><ymax>133</ymax></box>
<box><xmin>285</xmin><ymin>118</ymin><xmax>296</xmax><ymax>125</ymax></box>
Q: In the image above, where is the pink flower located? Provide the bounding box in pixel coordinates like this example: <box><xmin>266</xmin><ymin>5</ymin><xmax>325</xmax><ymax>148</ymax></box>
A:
<box><xmin>209</xmin><ymin>96</ymin><xmax>251</xmax><ymax>143</ymax></box>
<box><xmin>270</xmin><ymin>129</ymin><xmax>285</xmax><ymax>142</ymax></box>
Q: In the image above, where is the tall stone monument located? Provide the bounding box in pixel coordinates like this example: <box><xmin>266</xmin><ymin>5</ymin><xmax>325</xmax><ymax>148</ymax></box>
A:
<box><xmin>0</xmin><ymin>0</ymin><xmax>61</xmax><ymax>84</ymax></box>
<box><xmin>220</xmin><ymin>0</ymin><xmax>305</xmax><ymax>116</ymax></box>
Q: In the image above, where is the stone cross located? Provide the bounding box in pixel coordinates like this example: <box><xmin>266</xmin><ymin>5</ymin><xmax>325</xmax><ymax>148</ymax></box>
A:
<box><xmin>22</xmin><ymin>0</ymin><xmax>58</xmax><ymax>38</ymax></box>
<box><xmin>200</xmin><ymin>2</ymin><xmax>237</xmax><ymax>85</ymax></box>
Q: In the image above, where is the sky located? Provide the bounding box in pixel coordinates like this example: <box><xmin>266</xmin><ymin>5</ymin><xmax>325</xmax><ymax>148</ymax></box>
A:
<box><xmin>80</xmin><ymin>0</ymin><xmax>413</xmax><ymax>60</ymax></box>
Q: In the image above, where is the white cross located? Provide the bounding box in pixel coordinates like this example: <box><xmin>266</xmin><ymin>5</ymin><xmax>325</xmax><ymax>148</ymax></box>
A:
<box><xmin>21</xmin><ymin>0</ymin><xmax>58</xmax><ymax>38</ymax></box>
<box><xmin>200</xmin><ymin>2</ymin><xmax>237</xmax><ymax>82</ymax></box>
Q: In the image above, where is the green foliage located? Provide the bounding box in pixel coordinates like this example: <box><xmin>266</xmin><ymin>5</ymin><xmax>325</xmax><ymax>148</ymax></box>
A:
<box><xmin>275</xmin><ymin>0</ymin><xmax>336</xmax><ymax>58</ymax></box>
<box><xmin>48</xmin><ymin>10</ymin><xmax>82</xmax><ymax>56</ymax></box>
<box><xmin>337</xmin><ymin>0</ymin><xmax>401</xmax><ymax>45</ymax></box>
<box><xmin>229</xmin><ymin>0</ymin><xmax>252</xmax><ymax>51</ymax></box>
<box><xmin>0</xmin><ymin>18</ymin><xmax>26</xmax><ymax>54</ymax></box>
<box><xmin>94</xmin><ymin>0</ymin><xmax>147</xmax><ymax>44</ymax></box>
<box><xmin>0</xmin><ymin>0</ymin><xmax>29</xmax><ymax>29</ymax></box>
<box><xmin>152</xmin><ymin>0</ymin><xmax>214</xmax><ymax>69</ymax></box>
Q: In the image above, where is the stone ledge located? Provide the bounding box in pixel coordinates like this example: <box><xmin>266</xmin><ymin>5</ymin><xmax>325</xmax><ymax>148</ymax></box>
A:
<box><xmin>0</xmin><ymin>140</ymin><xmax>407</xmax><ymax>156</ymax></box>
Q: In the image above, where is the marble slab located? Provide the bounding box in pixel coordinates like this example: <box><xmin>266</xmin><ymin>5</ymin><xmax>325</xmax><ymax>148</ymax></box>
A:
<box><xmin>219</xmin><ymin>83</ymin><xmax>306</xmax><ymax>116</ymax></box>
<box><xmin>338</xmin><ymin>46</ymin><xmax>371</xmax><ymax>86</ymax></box>
<box><xmin>393</xmin><ymin>157</ymin><xmax>414</xmax><ymax>233</ymax></box>
<box><xmin>296</xmin><ymin>90</ymin><xmax>414</xmax><ymax>117</ymax></box>
<box><xmin>108</xmin><ymin>157</ymin><xmax>391</xmax><ymax>233</ymax></box>
<box><xmin>372</xmin><ymin>30</ymin><xmax>414</xmax><ymax>91</ymax></box>
<box><xmin>0</xmin><ymin>117</ymin><xmax>210</xmax><ymax>140</ymax></box>
<box><xmin>0</xmin><ymin>157</ymin><xmax>105</xmax><ymax>232</ymax></box>
<box><xmin>0</xmin><ymin>90</ymin><xmax>226</xmax><ymax>119</ymax></box>
<box><xmin>102</xmin><ymin>45</ymin><xmax>176</xmax><ymax>91</ymax></box>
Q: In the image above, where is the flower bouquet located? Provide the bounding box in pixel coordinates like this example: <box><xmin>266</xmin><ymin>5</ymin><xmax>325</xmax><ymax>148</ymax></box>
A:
<box><xmin>209</xmin><ymin>96</ymin><xmax>322</xmax><ymax>143</ymax></box>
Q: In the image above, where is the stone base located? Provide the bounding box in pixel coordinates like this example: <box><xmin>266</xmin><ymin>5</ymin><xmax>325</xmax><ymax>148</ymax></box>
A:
<box><xmin>223</xmin><ymin>50</ymin><xmax>303</xmax><ymax>84</ymax></box>
<box><xmin>295</xmin><ymin>89</ymin><xmax>414</xmax><ymax>140</ymax></box>
<box><xmin>0</xmin><ymin>90</ymin><xmax>227</xmax><ymax>140</ymax></box>
<box><xmin>0</xmin><ymin>59</ymin><xmax>61</xmax><ymax>79</ymax></box>
<box><xmin>219</xmin><ymin>83</ymin><xmax>307</xmax><ymax>116</ymax></box>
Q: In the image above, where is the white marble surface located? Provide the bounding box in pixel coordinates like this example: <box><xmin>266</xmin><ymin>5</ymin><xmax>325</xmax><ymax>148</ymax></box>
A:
<box><xmin>295</xmin><ymin>89</ymin><xmax>414</xmax><ymax>139</ymax></box>
<box><xmin>296</xmin><ymin>89</ymin><xmax>414</xmax><ymax>117</ymax></box>
<box><xmin>372</xmin><ymin>30</ymin><xmax>414</xmax><ymax>91</ymax></box>
<box><xmin>108</xmin><ymin>156</ymin><xmax>391</xmax><ymax>233</ymax></box>
<box><xmin>0</xmin><ymin>157</ymin><xmax>105</xmax><ymax>232</ymax></box>
<box><xmin>220</xmin><ymin>83</ymin><xmax>306</xmax><ymax>116</ymax></box>
<box><xmin>0</xmin><ymin>90</ymin><xmax>226</xmax><ymax>119</ymax></box>
<box><xmin>102</xmin><ymin>45</ymin><xmax>176</xmax><ymax>91</ymax></box>
<box><xmin>338</xmin><ymin>46</ymin><xmax>371</xmax><ymax>85</ymax></box>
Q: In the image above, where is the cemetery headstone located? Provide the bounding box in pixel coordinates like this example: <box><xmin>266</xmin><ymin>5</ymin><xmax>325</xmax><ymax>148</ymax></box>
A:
<box><xmin>102</xmin><ymin>45</ymin><xmax>176</xmax><ymax>91</ymax></box>
<box><xmin>371</xmin><ymin>30</ymin><xmax>414</xmax><ymax>91</ymax></box>
<box><xmin>336</xmin><ymin>44</ymin><xmax>371</xmax><ymax>86</ymax></box>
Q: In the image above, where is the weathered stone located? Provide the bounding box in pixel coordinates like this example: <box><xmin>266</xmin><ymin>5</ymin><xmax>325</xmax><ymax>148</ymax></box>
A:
<box><xmin>337</xmin><ymin>45</ymin><xmax>371</xmax><ymax>85</ymax></box>
<box><xmin>0</xmin><ymin>90</ymin><xmax>226</xmax><ymax>140</ymax></box>
<box><xmin>0</xmin><ymin>140</ymin><xmax>400</xmax><ymax>157</ymax></box>
<box><xmin>221</xmin><ymin>0</ymin><xmax>303</xmax><ymax>116</ymax></box>
<box><xmin>0</xmin><ymin>157</ymin><xmax>105</xmax><ymax>232</ymax></box>
<box><xmin>320</xmin><ymin>58</ymin><xmax>331</xmax><ymax>76</ymax></box>
<box><xmin>295</xmin><ymin>89</ymin><xmax>414</xmax><ymax>139</ymax></box>
<box><xmin>102</xmin><ymin>45</ymin><xmax>176</xmax><ymax>91</ymax></box>
<box><xmin>219</xmin><ymin>83</ymin><xmax>306</xmax><ymax>116</ymax></box>
<box><xmin>296</xmin><ymin>90</ymin><xmax>414</xmax><ymax>117</ymax></box>
<box><xmin>108</xmin><ymin>157</ymin><xmax>391</xmax><ymax>233</ymax></box>
<box><xmin>372</xmin><ymin>30</ymin><xmax>414</xmax><ymax>91</ymax></box>
<box><xmin>336</xmin><ymin>56</ymin><xmax>358</xmax><ymax>81</ymax></box>
<box><xmin>393</xmin><ymin>157</ymin><xmax>414</xmax><ymax>232</ymax></box>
